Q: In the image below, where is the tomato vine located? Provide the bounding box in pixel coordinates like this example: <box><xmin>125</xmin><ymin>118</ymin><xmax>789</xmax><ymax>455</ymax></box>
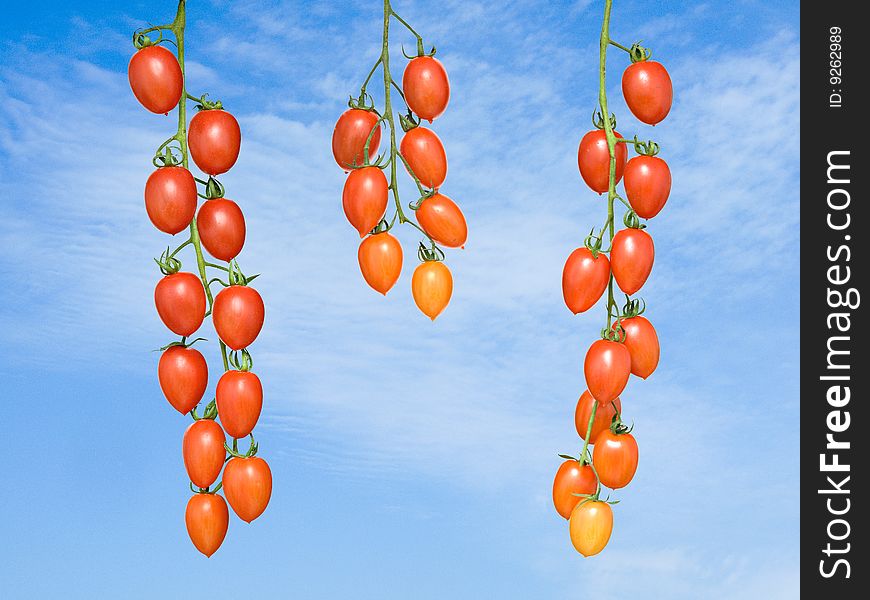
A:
<box><xmin>333</xmin><ymin>0</ymin><xmax>465</xmax><ymax>320</ymax></box>
<box><xmin>130</xmin><ymin>0</ymin><xmax>271</xmax><ymax>557</ymax></box>
<box><xmin>555</xmin><ymin>0</ymin><xmax>673</xmax><ymax>557</ymax></box>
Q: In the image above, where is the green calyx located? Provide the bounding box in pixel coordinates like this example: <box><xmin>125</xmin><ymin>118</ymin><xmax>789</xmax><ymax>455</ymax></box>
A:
<box><xmin>228</xmin><ymin>348</ymin><xmax>254</xmax><ymax>372</ymax></box>
<box><xmin>621</xmin><ymin>294</ymin><xmax>646</xmax><ymax>318</ymax></box>
<box><xmin>399</xmin><ymin>109</ymin><xmax>419</xmax><ymax>132</ymax></box>
<box><xmin>592</xmin><ymin>110</ymin><xmax>617</xmax><ymax>131</ymax></box>
<box><xmin>154</xmin><ymin>247</ymin><xmax>182</xmax><ymax>275</ymax></box>
<box><xmin>190</xmin><ymin>398</ymin><xmax>218</xmax><ymax>421</ymax></box>
<box><xmin>629</xmin><ymin>41</ymin><xmax>652</xmax><ymax>63</ymax></box>
<box><xmin>191</xmin><ymin>93</ymin><xmax>223</xmax><ymax>111</ymax></box>
<box><xmin>190</xmin><ymin>480</ymin><xmax>223</xmax><ymax>495</ymax></box>
<box><xmin>205</xmin><ymin>176</ymin><xmax>225</xmax><ymax>199</ymax></box>
<box><xmin>622</xmin><ymin>208</ymin><xmax>645</xmax><ymax>230</ymax></box>
<box><xmin>225</xmin><ymin>433</ymin><xmax>258</xmax><ymax>458</ymax></box>
<box><xmin>417</xmin><ymin>241</ymin><xmax>445</xmax><ymax>263</ymax></box>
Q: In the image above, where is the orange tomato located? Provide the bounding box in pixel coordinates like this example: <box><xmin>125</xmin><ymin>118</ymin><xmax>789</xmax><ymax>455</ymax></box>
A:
<box><xmin>411</xmin><ymin>261</ymin><xmax>453</xmax><ymax>320</ymax></box>
<box><xmin>593</xmin><ymin>430</ymin><xmax>639</xmax><ymax>489</ymax></box>
<box><xmin>185</xmin><ymin>493</ymin><xmax>229</xmax><ymax>557</ymax></box>
<box><xmin>583</xmin><ymin>339</ymin><xmax>631</xmax><ymax>404</ymax></box>
<box><xmin>402</xmin><ymin>56</ymin><xmax>450</xmax><ymax>122</ymax></box>
<box><xmin>552</xmin><ymin>460</ymin><xmax>597</xmax><ymax>519</ymax></box>
<box><xmin>610</xmin><ymin>228</ymin><xmax>654</xmax><ymax>295</ymax></box>
<box><xmin>332</xmin><ymin>108</ymin><xmax>382</xmax><ymax>171</ymax></box>
<box><xmin>415</xmin><ymin>193</ymin><xmax>467</xmax><ymax>248</ymax></box>
<box><xmin>182</xmin><ymin>419</ymin><xmax>226</xmax><ymax>489</ymax></box>
<box><xmin>216</xmin><ymin>370</ymin><xmax>263</xmax><ymax>439</ymax></box>
<box><xmin>562</xmin><ymin>248</ymin><xmax>610</xmax><ymax>314</ymax></box>
<box><xmin>128</xmin><ymin>45</ymin><xmax>183</xmax><ymax>114</ymax></box>
<box><xmin>223</xmin><ymin>456</ymin><xmax>272</xmax><ymax>523</ymax></box>
<box><xmin>577</xmin><ymin>129</ymin><xmax>627</xmax><ymax>194</ymax></box>
<box><xmin>158</xmin><ymin>345</ymin><xmax>208</xmax><ymax>414</ymax></box>
<box><xmin>197</xmin><ymin>198</ymin><xmax>246</xmax><ymax>262</ymax></box>
<box><xmin>400</xmin><ymin>126</ymin><xmax>447</xmax><ymax>189</ymax></box>
<box><xmin>342</xmin><ymin>166</ymin><xmax>389</xmax><ymax>237</ymax></box>
<box><xmin>154</xmin><ymin>272</ymin><xmax>206</xmax><ymax>336</ymax></box>
<box><xmin>619</xmin><ymin>316</ymin><xmax>660</xmax><ymax>379</ymax></box>
<box><xmin>569</xmin><ymin>500</ymin><xmax>613</xmax><ymax>557</ymax></box>
<box><xmin>574</xmin><ymin>391</ymin><xmax>622</xmax><ymax>443</ymax></box>
<box><xmin>358</xmin><ymin>232</ymin><xmax>403</xmax><ymax>295</ymax></box>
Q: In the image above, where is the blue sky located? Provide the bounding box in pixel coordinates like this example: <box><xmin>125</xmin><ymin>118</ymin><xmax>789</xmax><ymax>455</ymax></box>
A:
<box><xmin>0</xmin><ymin>0</ymin><xmax>799</xmax><ymax>597</ymax></box>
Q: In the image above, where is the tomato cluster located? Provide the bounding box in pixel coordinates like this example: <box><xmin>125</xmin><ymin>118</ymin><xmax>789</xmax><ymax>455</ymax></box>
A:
<box><xmin>554</xmin><ymin>19</ymin><xmax>673</xmax><ymax>557</ymax></box>
<box><xmin>332</xmin><ymin>3</ymin><xmax>466</xmax><ymax>321</ymax></box>
<box><xmin>130</xmin><ymin>2</ymin><xmax>271</xmax><ymax>558</ymax></box>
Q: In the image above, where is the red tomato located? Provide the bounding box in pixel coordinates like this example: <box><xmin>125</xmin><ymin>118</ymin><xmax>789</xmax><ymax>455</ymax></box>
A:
<box><xmin>188</xmin><ymin>109</ymin><xmax>241</xmax><ymax>176</ymax></box>
<box><xmin>619</xmin><ymin>316</ymin><xmax>660</xmax><ymax>379</ymax></box>
<box><xmin>562</xmin><ymin>248</ymin><xmax>610</xmax><ymax>314</ymax></box>
<box><xmin>577</xmin><ymin>129</ymin><xmax>626</xmax><ymax>194</ymax></box>
<box><xmin>197</xmin><ymin>198</ymin><xmax>246</xmax><ymax>262</ymax></box>
<box><xmin>212</xmin><ymin>286</ymin><xmax>265</xmax><ymax>351</ymax></box>
<box><xmin>411</xmin><ymin>261</ymin><xmax>453</xmax><ymax>320</ymax></box>
<box><xmin>182</xmin><ymin>419</ymin><xmax>227</xmax><ymax>489</ymax></box>
<box><xmin>185</xmin><ymin>493</ymin><xmax>229</xmax><ymax>557</ymax></box>
<box><xmin>216</xmin><ymin>370</ymin><xmax>263</xmax><ymax>439</ymax></box>
<box><xmin>583</xmin><ymin>339</ymin><xmax>631</xmax><ymax>404</ymax></box>
<box><xmin>593</xmin><ymin>430</ymin><xmax>639</xmax><ymax>489</ymax></box>
<box><xmin>415</xmin><ymin>193</ymin><xmax>467</xmax><ymax>248</ymax></box>
<box><xmin>622</xmin><ymin>60</ymin><xmax>673</xmax><ymax>125</ymax></box>
<box><xmin>128</xmin><ymin>45</ymin><xmax>183</xmax><ymax>114</ymax></box>
<box><xmin>342</xmin><ymin>166</ymin><xmax>388</xmax><ymax>237</ymax></box>
<box><xmin>358</xmin><ymin>232</ymin><xmax>403</xmax><ymax>295</ymax></box>
<box><xmin>574</xmin><ymin>391</ymin><xmax>622</xmax><ymax>443</ymax></box>
<box><xmin>400</xmin><ymin>126</ymin><xmax>447</xmax><ymax>188</ymax></box>
<box><xmin>154</xmin><ymin>272</ymin><xmax>206</xmax><ymax>336</ymax></box>
<box><xmin>624</xmin><ymin>156</ymin><xmax>671</xmax><ymax>219</ymax></box>
<box><xmin>552</xmin><ymin>460</ymin><xmax>597</xmax><ymax>520</ymax></box>
<box><xmin>402</xmin><ymin>56</ymin><xmax>450</xmax><ymax>122</ymax></box>
<box><xmin>332</xmin><ymin>109</ymin><xmax>382</xmax><ymax>171</ymax></box>
<box><xmin>144</xmin><ymin>166</ymin><xmax>197</xmax><ymax>234</ymax></box>
<box><xmin>223</xmin><ymin>456</ymin><xmax>272</xmax><ymax>523</ymax></box>
<box><xmin>610</xmin><ymin>228</ymin><xmax>654</xmax><ymax>295</ymax></box>
<box><xmin>569</xmin><ymin>500</ymin><xmax>613</xmax><ymax>557</ymax></box>
<box><xmin>158</xmin><ymin>345</ymin><xmax>208</xmax><ymax>414</ymax></box>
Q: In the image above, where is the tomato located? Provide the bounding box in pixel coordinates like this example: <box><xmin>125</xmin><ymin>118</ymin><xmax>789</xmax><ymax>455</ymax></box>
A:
<box><xmin>212</xmin><ymin>286</ymin><xmax>265</xmax><ymax>351</ymax></box>
<box><xmin>197</xmin><ymin>198</ymin><xmax>246</xmax><ymax>262</ymax></box>
<box><xmin>216</xmin><ymin>370</ymin><xmax>263</xmax><ymax>439</ymax></box>
<box><xmin>402</xmin><ymin>56</ymin><xmax>450</xmax><ymax>122</ymax></box>
<box><xmin>562</xmin><ymin>248</ymin><xmax>610</xmax><ymax>314</ymax></box>
<box><xmin>610</xmin><ymin>228</ymin><xmax>654</xmax><ymax>295</ymax></box>
<box><xmin>332</xmin><ymin>109</ymin><xmax>382</xmax><ymax>171</ymax></box>
<box><xmin>577</xmin><ymin>129</ymin><xmax>626</xmax><ymax>194</ymax></box>
<box><xmin>415</xmin><ymin>193</ymin><xmax>467</xmax><ymax>248</ymax></box>
<box><xmin>342</xmin><ymin>166</ymin><xmax>389</xmax><ymax>237</ymax></box>
<box><xmin>569</xmin><ymin>500</ymin><xmax>613</xmax><ymax>557</ymax></box>
<box><xmin>400</xmin><ymin>126</ymin><xmax>447</xmax><ymax>189</ymax></box>
<box><xmin>619</xmin><ymin>316</ymin><xmax>659</xmax><ymax>379</ymax></box>
<box><xmin>622</xmin><ymin>60</ymin><xmax>673</xmax><ymax>125</ymax></box>
<box><xmin>583</xmin><ymin>339</ymin><xmax>631</xmax><ymax>404</ymax></box>
<box><xmin>128</xmin><ymin>45</ymin><xmax>183</xmax><ymax>114</ymax></box>
<box><xmin>154</xmin><ymin>272</ymin><xmax>206</xmax><ymax>336</ymax></box>
<box><xmin>158</xmin><ymin>345</ymin><xmax>208</xmax><ymax>414</ymax></box>
<box><xmin>593</xmin><ymin>430</ymin><xmax>639</xmax><ymax>489</ymax></box>
<box><xmin>144</xmin><ymin>166</ymin><xmax>197</xmax><ymax>235</ymax></box>
<box><xmin>411</xmin><ymin>261</ymin><xmax>453</xmax><ymax>320</ymax></box>
<box><xmin>552</xmin><ymin>460</ymin><xmax>597</xmax><ymax>520</ymax></box>
<box><xmin>624</xmin><ymin>156</ymin><xmax>671</xmax><ymax>219</ymax></box>
<box><xmin>188</xmin><ymin>109</ymin><xmax>241</xmax><ymax>176</ymax></box>
<box><xmin>182</xmin><ymin>419</ymin><xmax>226</xmax><ymax>489</ymax></box>
<box><xmin>185</xmin><ymin>493</ymin><xmax>229</xmax><ymax>557</ymax></box>
<box><xmin>358</xmin><ymin>232</ymin><xmax>403</xmax><ymax>295</ymax></box>
<box><xmin>223</xmin><ymin>456</ymin><xmax>272</xmax><ymax>523</ymax></box>
<box><xmin>574</xmin><ymin>391</ymin><xmax>622</xmax><ymax>443</ymax></box>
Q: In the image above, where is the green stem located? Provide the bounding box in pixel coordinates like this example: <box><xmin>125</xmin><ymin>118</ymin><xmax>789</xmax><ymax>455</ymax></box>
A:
<box><xmin>381</xmin><ymin>0</ymin><xmax>408</xmax><ymax>225</ymax></box>
<box><xmin>608</xmin><ymin>38</ymin><xmax>631</xmax><ymax>54</ymax></box>
<box><xmin>599</xmin><ymin>0</ymin><xmax>618</xmax><ymax>331</ymax></box>
<box><xmin>578</xmin><ymin>399</ymin><xmax>598</xmax><ymax>467</ymax></box>
<box><xmin>168</xmin><ymin>0</ymin><xmax>230</xmax><ymax>374</ymax></box>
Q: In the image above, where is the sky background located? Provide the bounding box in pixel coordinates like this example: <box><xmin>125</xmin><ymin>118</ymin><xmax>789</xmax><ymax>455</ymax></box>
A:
<box><xmin>0</xmin><ymin>0</ymin><xmax>799</xmax><ymax>598</ymax></box>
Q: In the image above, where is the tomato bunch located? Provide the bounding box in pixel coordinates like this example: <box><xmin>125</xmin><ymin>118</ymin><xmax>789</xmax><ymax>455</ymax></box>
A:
<box><xmin>332</xmin><ymin>1</ymin><xmax>465</xmax><ymax>320</ymax></box>
<box><xmin>130</xmin><ymin>0</ymin><xmax>271</xmax><ymax>558</ymax></box>
<box><xmin>554</xmin><ymin>2</ymin><xmax>672</xmax><ymax>557</ymax></box>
